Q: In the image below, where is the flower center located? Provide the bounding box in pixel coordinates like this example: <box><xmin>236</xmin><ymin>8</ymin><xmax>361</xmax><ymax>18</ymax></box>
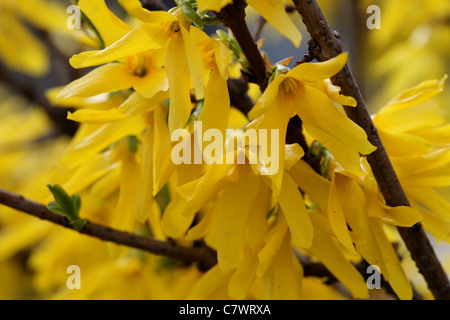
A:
<box><xmin>199</xmin><ymin>42</ymin><xmax>216</xmax><ymax>69</ymax></box>
<box><xmin>280</xmin><ymin>77</ymin><xmax>298</xmax><ymax>94</ymax></box>
<box><xmin>126</xmin><ymin>52</ymin><xmax>152</xmax><ymax>78</ymax></box>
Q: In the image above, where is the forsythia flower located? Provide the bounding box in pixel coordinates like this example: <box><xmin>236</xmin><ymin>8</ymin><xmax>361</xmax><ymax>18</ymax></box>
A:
<box><xmin>373</xmin><ymin>75</ymin><xmax>450</xmax><ymax>243</ymax></box>
<box><xmin>248</xmin><ymin>53</ymin><xmax>376</xmax><ymax>193</ymax></box>
<box><xmin>64</xmin><ymin>0</ymin><xmax>206</xmax><ymax>134</ymax></box>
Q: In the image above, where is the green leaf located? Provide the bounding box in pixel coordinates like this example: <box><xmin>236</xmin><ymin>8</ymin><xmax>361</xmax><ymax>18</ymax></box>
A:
<box><xmin>71</xmin><ymin>219</ymin><xmax>87</xmax><ymax>231</ymax></box>
<box><xmin>47</xmin><ymin>185</ymin><xmax>83</xmax><ymax>222</ymax></box>
<box><xmin>47</xmin><ymin>201</ymin><xmax>67</xmax><ymax>216</ymax></box>
<box><xmin>47</xmin><ymin>184</ymin><xmax>77</xmax><ymax>220</ymax></box>
<box><xmin>71</xmin><ymin>194</ymin><xmax>82</xmax><ymax>216</ymax></box>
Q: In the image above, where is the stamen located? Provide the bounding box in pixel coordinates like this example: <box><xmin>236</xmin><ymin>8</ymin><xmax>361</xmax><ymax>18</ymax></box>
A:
<box><xmin>126</xmin><ymin>52</ymin><xmax>152</xmax><ymax>78</ymax></box>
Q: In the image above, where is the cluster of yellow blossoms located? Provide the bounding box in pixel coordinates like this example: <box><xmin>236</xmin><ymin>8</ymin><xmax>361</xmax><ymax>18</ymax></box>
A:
<box><xmin>0</xmin><ymin>0</ymin><xmax>449</xmax><ymax>300</ymax></box>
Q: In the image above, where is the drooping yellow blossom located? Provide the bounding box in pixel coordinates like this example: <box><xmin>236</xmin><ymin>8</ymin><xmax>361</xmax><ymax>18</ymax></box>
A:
<box><xmin>373</xmin><ymin>75</ymin><xmax>450</xmax><ymax>245</ymax></box>
<box><xmin>66</xmin><ymin>0</ymin><xmax>206</xmax><ymax>134</ymax></box>
<box><xmin>248</xmin><ymin>53</ymin><xmax>376</xmax><ymax>194</ymax></box>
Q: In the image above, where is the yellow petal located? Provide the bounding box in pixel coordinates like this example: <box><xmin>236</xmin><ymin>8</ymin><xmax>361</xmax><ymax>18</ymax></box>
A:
<box><xmin>70</xmin><ymin>24</ymin><xmax>169</xmax><ymax>68</ymax></box>
<box><xmin>118</xmin><ymin>91</ymin><xmax>168</xmax><ymax>116</ymax></box>
<box><xmin>185</xmin><ymin>202</ymin><xmax>218</xmax><ymax>241</ymax></box>
<box><xmin>160</xmin><ymin>194</ymin><xmax>195</xmax><ymax>239</ymax></box>
<box><xmin>217</xmin><ymin>165</ymin><xmax>261</xmax><ymax>273</ymax></box>
<box><xmin>212</xmin><ymin>39</ymin><xmax>233</xmax><ymax>79</ymax></box>
<box><xmin>199</xmin><ymin>67</ymin><xmax>230</xmax><ymax>142</ymax></box>
<box><xmin>0</xmin><ymin>13</ymin><xmax>49</xmax><ymax>76</ymax></box>
<box><xmin>110</xmin><ymin>154</ymin><xmax>141</xmax><ymax>233</ymax></box>
<box><xmin>288</xmin><ymin>53</ymin><xmax>348</xmax><ymax>83</ymax></box>
<box><xmin>380</xmin><ymin>75</ymin><xmax>447</xmax><ymax>113</ymax></box>
<box><xmin>16</xmin><ymin>0</ymin><xmax>68</xmax><ymax>31</ymax></box>
<box><xmin>246</xmin><ymin>182</ymin><xmax>271</xmax><ymax>252</ymax></box>
<box><xmin>284</xmin><ymin>144</ymin><xmax>304</xmax><ymax>170</ymax></box>
<box><xmin>67</xmin><ymin>108</ymin><xmax>128</xmax><ymax>124</ymax></box>
<box><xmin>407</xmin><ymin>187</ymin><xmax>450</xmax><ymax>221</ymax></box>
<box><xmin>328</xmin><ymin>173</ymin><xmax>358</xmax><ymax>255</ymax></box>
<box><xmin>277</xmin><ymin>172</ymin><xmax>314</xmax><ymax>248</ymax></box>
<box><xmin>304</xmin><ymin>124</ymin><xmax>366</xmax><ymax>177</ymax></box>
<box><xmin>413</xmin><ymin>205</ymin><xmax>450</xmax><ymax>242</ymax></box>
<box><xmin>257</xmin><ymin>214</ymin><xmax>289</xmax><ymax>277</ymax></box>
<box><xmin>57</xmin><ymin>64</ymin><xmax>134</xmax><ymax>99</ymax></box>
<box><xmin>247</xmin><ymin>0</ymin><xmax>302</xmax><ymax>47</ymax></box>
<box><xmin>0</xmin><ymin>219</ymin><xmax>52</xmax><ymax>261</ymax></box>
<box><xmin>289</xmin><ymin>160</ymin><xmax>331</xmax><ymax>214</ymax></box>
<box><xmin>183</xmin><ymin>26</ymin><xmax>205</xmax><ymax>100</ymax></box>
<box><xmin>196</xmin><ymin>0</ymin><xmax>233</xmax><ymax>12</ymax></box>
<box><xmin>153</xmin><ymin>107</ymin><xmax>176</xmax><ymax>194</ymax></box>
<box><xmin>309</xmin><ymin>79</ymin><xmax>357</xmax><ymax>107</ymax></box>
<box><xmin>188</xmin><ymin>265</ymin><xmax>230</xmax><ymax>299</ymax></box>
<box><xmin>307</xmin><ymin>228</ymin><xmax>369</xmax><ymax>299</ymax></box>
<box><xmin>134</xmin><ymin>115</ymin><xmax>154</xmax><ymax>224</ymax></box>
<box><xmin>228</xmin><ymin>246</ymin><xmax>259</xmax><ymax>299</ymax></box>
<box><xmin>248</xmin><ymin>75</ymin><xmax>285</xmax><ymax>120</ymax></box>
<box><xmin>61</xmin><ymin>116</ymin><xmax>146</xmax><ymax>168</ymax></box>
<box><xmin>294</xmin><ymin>85</ymin><xmax>376</xmax><ymax>155</ymax></box>
<box><xmin>378</xmin><ymin>206</ymin><xmax>422</xmax><ymax>227</ymax></box>
<box><xmin>263</xmin><ymin>232</ymin><xmax>303</xmax><ymax>300</ymax></box>
<box><xmin>374</xmin><ymin>102</ymin><xmax>445</xmax><ymax>134</ymax></box>
<box><xmin>133</xmin><ymin>67</ymin><xmax>169</xmax><ymax>99</ymax></box>
<box><xmin>78</xmin><ymin>0</ymin><xmax>131</xmax><ymax>47</ymax></box>
<box><xmin>118</xmin><ymin>0</ymin><xmax>177</xmax><ymax>23</ymax></box>
<box><xmin>378</xmin><ymin>129</ymin><xmax>431</xmax><ymax>158</ymax></box>
<box><xmin>370</xmin><ymin>221</ymin><xmax>413</xmax><ymax>300</ymax></box>
<box><xmin>391</xmin><ymin>149</ymin><xmax>450</xmax><ymax>179</ymax></box>
<box><xmin>166</xmin><ymin>34</ymin><xmax>193</xmax><ymax>133</ymax></box>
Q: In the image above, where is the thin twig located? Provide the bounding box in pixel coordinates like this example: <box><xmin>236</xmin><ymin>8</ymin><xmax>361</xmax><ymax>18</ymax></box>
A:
<box><xmin>139</xmin><ymin>0</ymin><xmax>169</xmax><ymax>11</ymax></box>
<box><xmin>0</xmin><ymin>188</ymin><xmax>218</xmax><ymax>270</ymax></box>
<box><xmin>292</xmin><ymin>0</ymin><xmax>450</xmax><ymax>300</ymax></box>
<box><xmin>218</xmin><ymin>0</ymin><xmax>269</xmax><ymax>91</ymax></box>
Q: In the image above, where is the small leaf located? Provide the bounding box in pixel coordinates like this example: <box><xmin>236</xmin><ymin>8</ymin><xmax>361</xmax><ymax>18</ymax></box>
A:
<box><xmin>47</xmin><ymin>185</ymin><xmax>76</xmax><ymax>218</ymax></box>
<box><xmin>71</xmin><ymin>219</ymin><xmax>87</xmax><ymax>231</ymax></box>
<box><xmin>71</xmin><ymin>194</ymin><xmax>82</xmax><ymax>216</ymax></box>
<box><xmin>47</xmin><ymin>201</ymin><xmax>67</xmax><ymax>216</ymax></box>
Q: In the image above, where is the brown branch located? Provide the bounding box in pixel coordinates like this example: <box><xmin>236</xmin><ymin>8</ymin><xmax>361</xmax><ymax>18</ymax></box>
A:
<box><xmin>218</xmin><ymin>0</ymin><xmax>269</xmax><ymax>91</ymax></box>
<box><xmin>0</xmin><ymin>188</ymin><xmax>218</xmax><ymax>270</ymax></box>
<box><xmin>292</xmin><ymin>0</ymin><xmax>450</xmax><ymax>300</ymax></box>
<box><xmin>139</xmin><ymin>0</ymin><xmax>169</xmax><ymax>11</ymax></box>
<box><xmin>227</xmin><ymin>78</ymin><xmax>255</xmax><ymax>115</ymax></box>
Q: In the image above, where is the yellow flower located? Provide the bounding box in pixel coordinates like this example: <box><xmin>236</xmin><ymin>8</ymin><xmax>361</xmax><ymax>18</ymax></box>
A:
<box><xmin>67</xmin><ymin>0</ymin><xmax>206</xmax><ymax>134</ymax></box>
<box><xmin>248</xmin><ymin>53</ymin><xmax>376</xmax><ymax>194</ymax></box>
<box><xmin>197</xmin><ymin>0</ymin><xmax>302</xmax><ymax>47</ymax></box>
<box><xmin>161</xmin><ymin>134</ymin><xmax>316</xmax><ymax>299</ymax></box>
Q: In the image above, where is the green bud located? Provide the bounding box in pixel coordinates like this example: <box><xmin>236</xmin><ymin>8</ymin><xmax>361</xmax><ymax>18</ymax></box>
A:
<box><xmin>47</xmin><ymin>185</ymin><xmax>85</xmax><ymax>230</ymax></box>
<box><xmin>47</xmin><ymin>184</ymin><xmax>78</xmax><ymax>221</ymax></box>
<box><xmin>126</xmin><ymin>135</ymin><xmax>139</xmax><ymax>153</ymax></box>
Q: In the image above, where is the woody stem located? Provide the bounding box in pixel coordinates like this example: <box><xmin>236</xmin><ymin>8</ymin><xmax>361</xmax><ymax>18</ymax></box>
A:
<box><xmin>0</xmin><ymin>188</ymin><xmax>218</xmax><ymax>270</ymax></box>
